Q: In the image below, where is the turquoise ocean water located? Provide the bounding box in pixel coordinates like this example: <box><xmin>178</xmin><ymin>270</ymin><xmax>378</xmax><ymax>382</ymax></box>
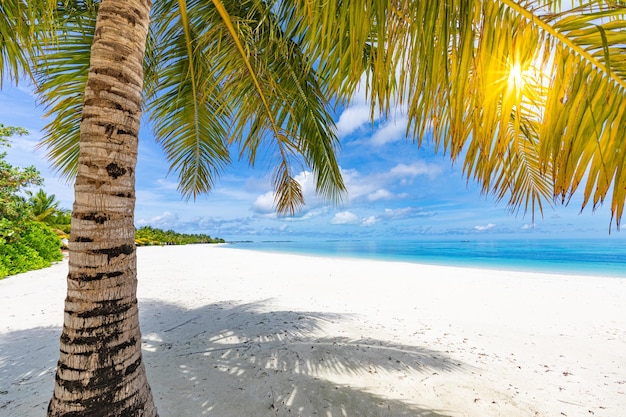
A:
<box><xmin>227</xmin><ymin>238</ymin><xmax>626</xmax><ymax>278</ymax></box>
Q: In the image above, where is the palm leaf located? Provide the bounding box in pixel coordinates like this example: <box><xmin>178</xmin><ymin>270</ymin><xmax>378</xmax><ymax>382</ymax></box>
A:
<box><xmin>0</xmin><ymin>0</ymin><xmax>57</xmax><ymax>85</ymax></box>
<box><xmin>34</xmin><ymin>2</ymin><xmax>97</xmax><ymax>180</ymax></box>
<box><xmin>147</xmin><ymin>0</ymin><xmax>232</xmax><ymax>199</ymax></box>
<box><xmin>292</xmin><ymin>0</ymin><xmax>626</xmax><ymax>226</ymax></box>
<box><xmin>216</xmin><ymin>0</ymin><xmax>345</xmax><ymax>213</ymax></box>
<box><xmin>150</xmin><ymin>0</ymin><xmax>348</xmax><ymax>211</ymax></box>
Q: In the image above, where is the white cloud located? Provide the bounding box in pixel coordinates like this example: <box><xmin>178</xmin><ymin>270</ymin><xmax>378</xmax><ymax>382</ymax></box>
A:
<box><xmin>340</xmin><ymin>168</ymin><xmax>373</xmax><ymax>201</ymax></box>
<box><xmin>367</xmin><ymin>188</ymin><xmax>393</xmax><ymax>202</ymax></box>
<box><xmin>335</xmin><ymin>73</ymin><xmax>390</xmax><ymax>138</ymax></box>
<box><xmin>522</xmin><ymin>223</ymin><xmax>535</xmax><ymax>230</ymax></box>
<box><xmin>336</xmin><ymin>104</ymin><xmax>372</xmax><ymax>137</ymax></box>
<box><xmin>361</xmin><ymin>216</ymin><xmax>378</xmax><ymax>227</ymax></box>
<box><xmin>474</xmin><ymin>223</ymin><xmax>496</xmax><ymax>231</ymax></box>
<box><xmin>294</xmin><ymin>170</ymin><xmax>317</xmax><ymax>200</ymax></box>
<box><xmin>370</xmin><ymin>117</ymin><xmax>409</xmax><ymax>145</ymax></box>
<box><xmin>340</xmin><ymin>162</ymin><xmax>441</xmax><ymax>205</ymax></box>
<box><xmin>331</xmin><ymin>211</ymin><xmax>359</xmax><ymax>225</ymax></box>
<box><xmin>250</xmin><ymin>170</ymin><xmax>325</xmax><ymax>215</ymax></box>
<box><xmin>156</xmin><ymin>178</ymin><xmax>179</xmax><ymax>190</ymax></box>
<box><xmin>281</xmin><ymin>207</ymin><xmax>329</xmax><ymax>222</ymax></box>
<box><xmin>389</xmin><ymin>162</ymin><xmax>441</xmax><ymax>179</ymax></box>
<box><xmin>252</xmin><ymin>191</ymin><xmax>275</xmax><ymax>214</ymax></box>
<box><xmin>300</xmin><ymin>207</ymin><xmax>329</xmax><ymax>220</ymax></box>
<box><xmin>382</xmin><ymin>207</ymin><xmax>437</xmax><ymax>219</ymax></box>
<box><xmin>383</xmin><ymin>207</ymin><xmax>414</xmax><ymax>219</ymax></box>
<box><xmin>8</xmin><ymin>132</ymin><xmax>41</xmax><ymax>153</ymax></box>
<box><xmin>136</xmin><ymin>211</ymin><xmax>180</xmax><ymax>229</ymax></box>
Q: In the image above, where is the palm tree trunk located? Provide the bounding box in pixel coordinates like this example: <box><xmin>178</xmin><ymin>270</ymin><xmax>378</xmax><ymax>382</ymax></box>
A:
<box><xmin>47</xmin><ymin>1</ymin><xmax>157</xmax><ymax>416</ymax></box>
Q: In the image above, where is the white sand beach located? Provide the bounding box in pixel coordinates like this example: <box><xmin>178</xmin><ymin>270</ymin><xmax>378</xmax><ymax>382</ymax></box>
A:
<box><xmin>1</xmin><ymin>244</ymin><xmax>625</xmax><ymax>416</ymax></box>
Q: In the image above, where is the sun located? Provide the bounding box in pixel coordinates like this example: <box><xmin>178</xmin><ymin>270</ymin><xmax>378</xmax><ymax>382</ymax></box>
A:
<box><xmin>507</xmin><ymin>62</ymin><xmax>526</xmax><ymax>92</ymax></box>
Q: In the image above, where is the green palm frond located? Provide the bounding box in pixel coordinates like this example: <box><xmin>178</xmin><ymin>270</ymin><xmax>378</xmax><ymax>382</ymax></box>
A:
<box><xmin>27</xmin><ymin>188</ymin><xmax>60</xmax><ymax>223</ymax></box>
<box><xmin>0</xmin><ymin>0</ymin><xmax>57</xmax><ymax>85</ymax></box>
<box><xmin>149</xmin><ymin>0</ymin><xmax>345</xmax><ymax>213</ymax></box>
<box><xmin>147</xmin><ymin>0</ymin><xmax>231</xmax><ymax>199</ymax></box>
<box><xmin>28</xmin><ymin>0</ymin><xmax>625</xmax><ymax>226</ymax></box>
<box><xmin>34</xmin><ymin>2</ymin><xmax>96</xmax><ymax>180</ymax></box>
<box><xmin>34</xmin><ymin>0</ymin><xmax>345</xmax><ymax>214</ymax></box>
<box><xmin>215</xmin><ymin>0</ymin><xmax>345</xmax><ymax>213</ymax></box>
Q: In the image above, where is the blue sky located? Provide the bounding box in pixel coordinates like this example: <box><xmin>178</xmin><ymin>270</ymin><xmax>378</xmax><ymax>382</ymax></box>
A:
<box><xmin>1</xmin><ymin>82</ymin><xmax>623</xmax><ymax>241</ymax></box>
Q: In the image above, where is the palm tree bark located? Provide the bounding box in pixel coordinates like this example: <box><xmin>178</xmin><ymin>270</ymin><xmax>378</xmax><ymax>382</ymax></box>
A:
<box><xmin>47</xmin><ymin>0</ymin><xmax>157</xmax><ymax>416</ymax></box>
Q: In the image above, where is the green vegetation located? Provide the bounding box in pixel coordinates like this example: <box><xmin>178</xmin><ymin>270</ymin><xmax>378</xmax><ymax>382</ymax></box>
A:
<box><xmin>0</xmin><ymin>221</ymin><xmax>63</xmax><ymax>277</ymax></box>
<box><xmin>27</xmin><ymin>189</ymin><xmax>72</xmax><ymax>234</ymax></box>
<box><xmin>1</xmin><ymin>123</ymin><xmax>223</xmax><ymax>277</ymax></box>
<box><xmin>135</xmin><ymin>226</ymin><xmax>225</xmax><ymax>246</ymax></box>
<box><xmin>1</xmin><ymin>125</ymin><xmax>64</xmax><ymax>278</ymax></box>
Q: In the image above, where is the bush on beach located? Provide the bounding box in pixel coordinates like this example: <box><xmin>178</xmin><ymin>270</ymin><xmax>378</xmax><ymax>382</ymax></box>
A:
<box><xmin>0</xmin><ymin>221</ymin><xmax>63</xmax><ymax>278</ymax></box>
<box><xmin>1</xmin><ymin>125</ymin><xmax>64</xmax><ymax>279</ymax></box>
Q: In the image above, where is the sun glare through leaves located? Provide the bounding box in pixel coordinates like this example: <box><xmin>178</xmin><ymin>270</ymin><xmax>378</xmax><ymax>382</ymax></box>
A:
<box><xmin>507</xmin><ymin>61</ymin><xmax>526</xmax><ymax>92</ymax></box>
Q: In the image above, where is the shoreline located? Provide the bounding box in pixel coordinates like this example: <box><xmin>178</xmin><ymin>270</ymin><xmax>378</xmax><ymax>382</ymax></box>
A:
<box><xmin>225</xmin><ymin>240</ymin><xmax>626</xmax><ymax>279</ymax></box>
<box><xmin>1</xmin><ymin>244</ymin><xmax>625</xmax><ymax>416</ymax></box>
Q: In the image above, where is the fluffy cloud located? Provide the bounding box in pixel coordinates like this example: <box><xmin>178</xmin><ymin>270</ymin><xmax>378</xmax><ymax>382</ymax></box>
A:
<box><xmin>336</xmin><ymin>104</ymin><xmax>372</xmax><ymax>137</ymax></box>
<box><xmin>382</xmin><ymin>207</ymin><xmax>437</xmax><ymax>219</ymax></box>
<box><xmin>136</xmin><ymin>211</ymin><xmax>180</xmax><ymax>229</ymax></box>
<box><xmin>252</xmin><ymin>191</ymin><xmax>276</xmax><ymax>214</ymax></box>
<box><xmin>369</xmin><ymin>117</ymin><xmax>409</xmax><ymax>145</ymax></box>
<box><xmin>340</xmin><ymin>162</ymin><xmax>441</xmax><ymax>204</ymax></box>
<box><xmin>367</xmin><ymin>188</ymin><xmax>393</xmax><ymax>202</ymax></box>
<box><xmin>474</xmin><ymin>223</ymin><xmax>496</xmax><ymax>231</ymax></box>
<box><xmin>155</xmin><ymin>178</ymin><xmax>179</xmax><ymax>190</ymax></box>
<box><xmin>331</xmin><ymin>211</ymin><xmax>359</xmax><ymax>225</ymax></box>
<box><xmin>251</xmin><ymin>171</ymin><xmax>324</xmax><ymax>215</ymax></box>
<box><xmin>335</xmin><ymin>75</ymin><xmax>382</xmax><ymax>137</ymax></box>
<box><xmin>389</xmin><ymin>162</ymin><xmax>441</xmax><ymax>179</ymax></box>
<box><xmin>281</xmin><ymin>207</ymin><xmax>329</xmax><ymax>222</ymax></box>
<box><xmin>331</xmin><ymin>212</ymin><xmax>378</xmax><ymax>227</ymax></box>
<box><xmin>361</xmin><ymin>216</ymin><xmax>378</xmax><ymax>227</ymax></box>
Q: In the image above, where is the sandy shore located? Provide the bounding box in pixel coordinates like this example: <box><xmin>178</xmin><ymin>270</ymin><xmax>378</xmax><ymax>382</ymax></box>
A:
<box><xmin>1</xmin><ymin>244</ymin><xmax>625</xmax><ymax>416</ymax></box>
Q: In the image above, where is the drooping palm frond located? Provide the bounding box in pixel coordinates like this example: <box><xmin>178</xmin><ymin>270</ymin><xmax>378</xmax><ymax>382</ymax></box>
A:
<box><xmin>148</xmin><ymin>0</ymin><xmax>345</xmax><ymax>214</ymax></box>
<box><xmin>32</xmin><ymin>0</ymin><xmax>345</xmax><ymax>214</ymax></box>
<box><xmin>147</xmin><ymin>0</ymin><xmax>232</xmax><ymax>200</ymax></box>
<box><xmin>293</xmin><ymin>0</ymin><xmax>626</xmax><ymax>226</ymax></box>
<box><xmin>32</xmin><ymin>0</ymin><xmax>624</xmax><ymax>224</ymax></box>
<box><xmin>214</xmin><ymin>0</ymin><xmax>345</xmax><ymax>213</ymax></box>
<box><xmin>34</xmin><ymin>1</ymin><xmax>97</xmax><ymax>180</ymax></box>
<box><xmin>531</xmin><ymin>2</ymin><xmax>626</xmax><ymax>226</ymax></box>
<box><xmin>0</xmin><ymin>0</ymin><xmax>57</xmax><ymax>85</ymax></box>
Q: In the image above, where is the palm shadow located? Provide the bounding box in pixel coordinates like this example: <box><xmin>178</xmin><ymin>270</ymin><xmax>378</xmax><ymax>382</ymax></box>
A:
<box><xmin>0</xmin><ymin>326</ymin><xmax>59</xmax><ymax>414</ymax></box>
<box><xmin>0</xmin><ymin>299</ymin><xmax>467</xmax><ymax>416</ymax></box>
<box><xmin>140</xmin><ymin>299</ymin><xmax>466</xmax><ymax>416</ymax></box>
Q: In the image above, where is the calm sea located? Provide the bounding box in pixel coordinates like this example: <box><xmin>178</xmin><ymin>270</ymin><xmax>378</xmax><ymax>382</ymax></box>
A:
<box><xmin>227</xmin><ymin>238</ymin><xmax>626</xmax><ymax>278</ymax></box>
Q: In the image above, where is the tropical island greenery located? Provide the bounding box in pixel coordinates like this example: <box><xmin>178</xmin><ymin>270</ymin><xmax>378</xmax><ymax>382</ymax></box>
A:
<box><xmin>0</xmin><ymin>125</ymin><xmax>64</xmax><ymax>278</ymax></box>
<box><xmin>135</xmin><ymin>226</ymin><xmax>225</xmax><ymax>246</ymax></box>
<box><xmin>1</xmin><ymin>124</ymin><xmax>224</xmax><ymax>279</ymax></box>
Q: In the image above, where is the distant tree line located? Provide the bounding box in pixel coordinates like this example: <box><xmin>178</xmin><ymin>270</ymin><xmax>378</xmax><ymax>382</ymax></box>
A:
<box><xmin>135</xmin><ymin>226</ymin><xmax>225</xmax><ymax>246</ymax></box>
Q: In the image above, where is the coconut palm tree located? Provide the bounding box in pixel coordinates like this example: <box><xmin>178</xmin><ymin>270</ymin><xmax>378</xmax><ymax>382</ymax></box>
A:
<box><xmin>26</xmin><ymin>188</ymin><xmax>60</xmax><ymax>224</ymax></box>
<box><xmin>33</xmin><ymin>1</ymin><xmax>344</xmax><ymax>416</ymax></box>
<box><xmin>2</xmin><ymin>0</ymin><xmax>625</xmax><ymax>416</ymax></box>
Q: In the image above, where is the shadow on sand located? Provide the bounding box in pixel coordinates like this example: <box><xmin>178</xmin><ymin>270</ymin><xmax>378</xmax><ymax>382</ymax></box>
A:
<box><xmin>140</xmin><ymin>299</ymin><xmax>464</xmax><ymax>416</ymax></box>
<box><xmin>0</xmin><ymin>299</ymin><xmax>467</xmax><ymax>416</ymax></box>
